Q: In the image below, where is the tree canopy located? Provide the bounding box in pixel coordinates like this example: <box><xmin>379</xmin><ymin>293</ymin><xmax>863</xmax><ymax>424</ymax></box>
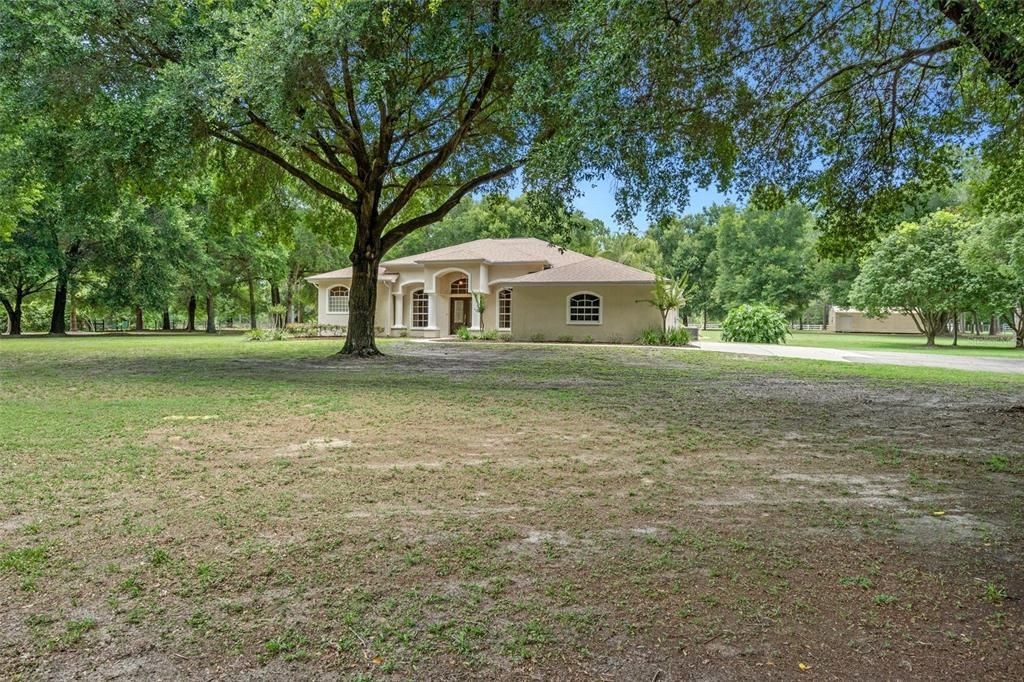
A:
<box><xmin>714</xmin><ymin>205</ymin><xmax>818</xmax><ymax>319</ymax></box>
<box><xmin>962</xmin><ymin>214</ymin><xmax>1024</xmax><ymax>347</ymax></box>
<box><xmin>850</xmin><ymin>211</ymin><xmax>987</xmax><ymax>345</ymax></box>
<box><xmin>2</xmin><ymin>1</ymin><xmax>1024</xmax><ymax>348</ymax></box>
<box><xmin>647</xmin><ymin>211</ymin><xmax>722</xmax><ymax>324</ymax></box>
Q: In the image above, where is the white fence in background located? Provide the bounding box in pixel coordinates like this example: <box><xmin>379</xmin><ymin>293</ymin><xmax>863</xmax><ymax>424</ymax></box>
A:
<box><xmin>699</xmin><ymin>322</ymin><xmax>826</xmax><ymax>331</ymax></box>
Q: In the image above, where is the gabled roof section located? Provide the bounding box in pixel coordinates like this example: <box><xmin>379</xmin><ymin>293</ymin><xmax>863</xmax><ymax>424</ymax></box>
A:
<box><xmin>381</xmin><ymin>237</ymin><xmax>590</xmax><ymax>267</ymax></box>
<box><xmin>499</xmin><ymin>257</ymin><xmax>657</xmax><ymax>285</ymax></box>
<box><xmin>304</xmin><ymin>238</ymin><xmax>642</xmax><ymax>284</ymax></box>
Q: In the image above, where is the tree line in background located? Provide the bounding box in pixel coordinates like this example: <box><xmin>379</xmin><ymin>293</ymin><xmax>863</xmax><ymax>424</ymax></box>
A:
<box><xmin>643</xmin><ymin>172</ymin><xmax>1024</xmax><ymax>350</ymax></box>
<box><xmin>0</xmin><ymin>141</ymin><xmax>349</xmax><ymax>335</ymax></box>
<box><xmin>2</xmin><ymin>161</ymin><xmax>1024</xmax><ymax>350</ymax></box>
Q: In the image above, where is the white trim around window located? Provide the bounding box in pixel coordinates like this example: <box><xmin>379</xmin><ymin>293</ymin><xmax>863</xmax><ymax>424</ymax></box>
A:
<box><xmin>327</xmin><ymin>286</ymin><xmax>350</xmax><ymax>313</ymax></box>
<box><xmin>498</xmin><ymin>288</ymin><xmax>512</xmax><ymax>330</ymax></box>
<box><xmin>567</xmin><ymin>291</ymin><xmax>602</xmax><ymax>325</ymax></box>
<box><xmin>411</xmin><ymin>289</ymin><xmax>429</xmax><ymax>329</ymax></box>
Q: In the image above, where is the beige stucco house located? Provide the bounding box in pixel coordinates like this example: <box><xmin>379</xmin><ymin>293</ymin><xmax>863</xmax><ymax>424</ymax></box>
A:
<box><xmin>828</xmin><ymin>307</ymin><xmax>921</xmax><ymax>334</ymax></box>
<box><xmin>306</xmin><ymin>237</ymin><xmax>672</xmax><ymax>342</ymax></box>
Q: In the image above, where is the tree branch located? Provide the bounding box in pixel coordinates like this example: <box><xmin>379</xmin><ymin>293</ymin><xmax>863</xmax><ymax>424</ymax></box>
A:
<box><xmin>380</xmin><ymin>161</ymin><xmax>519</xmax><ymax>251</ymax></box>
<box><xmin>341</xmin><ymin>46</ymin><xmax>365</xmax><ymax>140</ymax></box>
<box><xmin>307</xmin><ymin>128</ymin><xmax>362</xmax><ymax>190</ymax></box>
<box><xmin>316</xmin><ymin>67</ymin><xmax>371</xmax><ymax>172</ymax></box>
<box><xmin>933</xmin><ymin>0</ymin><xmax>1024</xmax><ymax>92</ymax></box>
<box><xmin>210</xmin><ymin>129</ymin><xmax>358</xmax><ymax>213</ymax></box>
<box><xmin>377</xmin><ymin>0</ymin><xmax>504</xmax><ymax>227</ymax></box>
<box><xmin>772</xmin><ymin>37</ymin><xmax>962</xmax><ymax>141</ymax></box>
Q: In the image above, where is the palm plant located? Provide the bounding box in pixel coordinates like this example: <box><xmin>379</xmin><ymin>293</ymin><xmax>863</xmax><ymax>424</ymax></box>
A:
<box><xmin>471</xmin><ymin>292</ymin><xmax>487</xmax><ymax>332</ymax></box>
<box><xmin>641</xmin><ymin>275</ymin><xmax>693</xmax><ymax>334</ymax></box>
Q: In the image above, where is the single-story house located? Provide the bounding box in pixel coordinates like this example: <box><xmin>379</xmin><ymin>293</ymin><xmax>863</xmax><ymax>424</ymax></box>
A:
<box><xmin>828</xmin><ymin>307</ymin><xmax>920</xmax><ymax>334</ymax></box>
<box><xmin>306</xmin><ymin>237</ymin><xmax>673</xmax><ymax>342</ymax></box>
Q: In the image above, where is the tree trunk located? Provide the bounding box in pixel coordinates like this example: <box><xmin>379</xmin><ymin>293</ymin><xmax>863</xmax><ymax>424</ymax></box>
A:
<box><xmin>162</xmin><ymin>308</ymin><xmax>172</xmax><ymax>331</ymax></box>
<box><xmin>284</xmin><ymin>281</ymin><xmax>295</xmax><ymax>325</ymax></box>
<box><xmin>1012</xmin><ymin>306</ymin><xmax>1024</xmax><ymax>349</ymax></box>
<box><xmin>915</xmin><ymin>309</ymin><xmax>947</xmax><ymax>347</ymax></box>
<box><xmin>990</xmin><ymin>315</ymin><xmax>999</xmax><ymax>336</ymax></box>
<box><xmin>49</xmin><ymin>268</ymin><xmax>69</xmax><ymax>335</ymax></box>
<box><xmin>1</xmin><ymin>296</ymin><xmax>21</xmax><ymax>336</ymax></box>
<box><xmin>205</xmin><ymin>295</ymin><xmax>216</xmax><ymax>334</ymax></box>
<box><xmin>702</xmin><ymin>308</ymin><xmax>707</xmax><ymax>330</ymax></box>
<box><xmin>186</xmin><ymin>294</ymin><xmax>197</xmax><ymax>331</ymax></box>
<box><xmin>248</xmin><ymin>277</ymin><xmax>257</xmax><ymax>330</ymax></box>
<box><xmin>952</xmin><ymin>311</ymin><xmax>958</xmax><ymax>347</ymax></box>
<box><xmin>135</xmin><ymin>306</ymin><xmax>144</xmax><ymax>332</ymax></box>
<box><xmin>271</xmin><ymin>284</ymin><xmax>282</xmax><ymax>328</ymax></box>
<box><xmin>340</xmin><ymin>242</ymin><xmax>382</xmax><ymax>356</ymax></box>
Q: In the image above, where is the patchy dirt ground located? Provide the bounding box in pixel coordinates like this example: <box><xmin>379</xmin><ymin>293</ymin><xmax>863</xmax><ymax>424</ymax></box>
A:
<box><xmin>1</xmin><ymin>336</ymin><xmax>1023</xmax><ymax>680</ymax></box>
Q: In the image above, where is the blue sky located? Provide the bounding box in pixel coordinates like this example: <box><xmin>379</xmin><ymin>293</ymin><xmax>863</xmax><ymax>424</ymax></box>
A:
<box><xmin>572</xmin><ymin>176</ymin><xmax>731</xmax><ymax>232</ymax></box>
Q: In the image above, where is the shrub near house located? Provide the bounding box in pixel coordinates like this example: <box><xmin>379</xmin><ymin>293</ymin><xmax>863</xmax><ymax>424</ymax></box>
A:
<box><xmin>721</xmin><ymin>304</ymin><xmax>789</xmax><ymax>344</ymax></box>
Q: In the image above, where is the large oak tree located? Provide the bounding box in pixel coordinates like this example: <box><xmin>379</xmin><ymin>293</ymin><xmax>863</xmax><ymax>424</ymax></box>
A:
<box><xmin>1</xmin><ymin>0</ymin><xmax>777</xmax><ymax>354</ymax></box>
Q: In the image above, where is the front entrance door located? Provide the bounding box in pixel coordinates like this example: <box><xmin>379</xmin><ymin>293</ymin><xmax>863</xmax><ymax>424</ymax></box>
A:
<box><xmin>450</xmin><ymin>297</ymin><xmax>471</xmax><ymax>334</ymax></box>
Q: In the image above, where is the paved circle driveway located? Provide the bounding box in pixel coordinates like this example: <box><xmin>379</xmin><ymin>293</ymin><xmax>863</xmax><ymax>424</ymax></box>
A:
<box><xmin>695</xmin><ymin>341</ymin><xmax>1024</xmax><ymax>375</ymax></box>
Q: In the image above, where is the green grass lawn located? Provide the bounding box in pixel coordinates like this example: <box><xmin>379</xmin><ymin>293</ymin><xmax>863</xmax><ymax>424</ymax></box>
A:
<box><xmin>1</xmin><ymin>335</ymin><xmax>1023</xmax><ymax>679</ymax></box>
<box><xmin>700</xmin><ymin>328</ymin><xmax>1023</xmax><ymax>358</ymax></box>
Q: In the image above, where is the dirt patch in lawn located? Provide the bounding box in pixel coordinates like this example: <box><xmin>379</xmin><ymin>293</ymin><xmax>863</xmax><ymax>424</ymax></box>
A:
<box><xmin>3</xmin><ymin>340</ymin><xmax>1024</xmax><ymax>680</ymax></box>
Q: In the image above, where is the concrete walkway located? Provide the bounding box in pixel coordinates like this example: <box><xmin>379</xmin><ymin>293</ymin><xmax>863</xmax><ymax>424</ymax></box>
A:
<box><xmin>695</xmin><ymin>341</ymin><xmax>1024</xmax><ymax>375</ymax></box>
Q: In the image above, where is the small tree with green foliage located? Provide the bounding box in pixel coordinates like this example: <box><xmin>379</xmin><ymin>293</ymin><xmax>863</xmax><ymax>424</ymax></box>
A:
<box><xmin>721</xmin><ymin>304</ymin><xmax>789</xmax><ymax>344</ymax></box>
<box><xmin>640</xmin><ymin>276</ymin><xmax>691</xmax><ymax>334</ymax></box>
<box><xmin>91</xmin><ymin>197</ymin><xmax>201</xmax><ymax>331</ymax></box>
<box><xmin>0</xmin><ymin>226</ymin><xmax>53</xmax><ymax>335</ymax></box>
<box><xmin>647</xmin><ymin>209</ymin><xmax>722</xmax><ymax>326</ymax></box>
<box><xmin>714</xmin><ymin>204</ymin><xmax>817</xmax><ymax>320</ymax></box>
<box><xmin>850</xmin><ymin>211</ymin><xmax>986</xmax><ymax>346</ymax></box>
<box><xmin>962</xmin><ymin>214</ymin><xmax>1024</xmax><ymax>348</ymax></box>
<box><xmin>472</xmin><ymin>292</ymin><xmax>487</xmax><ymax>332</ymax></box>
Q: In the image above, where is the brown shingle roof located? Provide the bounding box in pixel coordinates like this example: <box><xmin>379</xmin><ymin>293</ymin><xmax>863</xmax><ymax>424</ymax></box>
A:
<box><xmin>381</xmin><ymin>237</ymin><xmax>589</xmax><ymax>267</ymax></box>
<box><xmin>305</xmin><ymin>239</ymin><xmax>655</xmax><ymax>286</ymax></box>
<box><xmin>499</xmin><ymin>257</ymin><xmax>656</xmax><ymax>285</ymax></box>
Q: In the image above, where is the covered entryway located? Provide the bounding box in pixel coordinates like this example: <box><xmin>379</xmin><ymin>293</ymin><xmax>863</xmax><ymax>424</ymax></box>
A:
<box><xmin>448</xmin><ymin>276</ymin><xmax>472</xmax><ymax>334</ymax></box>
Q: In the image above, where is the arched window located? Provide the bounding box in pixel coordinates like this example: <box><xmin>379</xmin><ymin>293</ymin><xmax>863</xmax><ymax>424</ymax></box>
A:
<box><xmin>567</xmin><ymin>292</ymin><xmax>601</xmax><ymax>324</ymax></box>
<box><xmin>450</xmin><ymin>277</ymin><xmax>469</xmax><ymax>294</ymax></box>
<box><xmin>498</xmin><ymin>289</ymin><xmax>512</xmax><ymax>330</ymax></box>
<box><xmin>411</xmin><ymin>290</ymin><xmax>429</xmax><ymax>328</ymax></box>
<box><xmin>327</xmin><ymin>286</ymin><xmax>349</xmax><ymax>313</ymax></box>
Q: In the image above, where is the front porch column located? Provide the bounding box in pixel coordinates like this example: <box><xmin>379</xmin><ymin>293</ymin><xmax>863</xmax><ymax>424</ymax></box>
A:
<box><xmin>470</xmin><ymin>293</ymin><xmax>482</xmax><ymax>331</ymax></box>
<box><xmin>427</xmin><ymin>292</ymin><xmax>438</xmax><ymax>330</ymax></box>
<box><xmin>393</xmin><ymin>293</ymin><xmax>405</xmax><ymax>328</ymax></box>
